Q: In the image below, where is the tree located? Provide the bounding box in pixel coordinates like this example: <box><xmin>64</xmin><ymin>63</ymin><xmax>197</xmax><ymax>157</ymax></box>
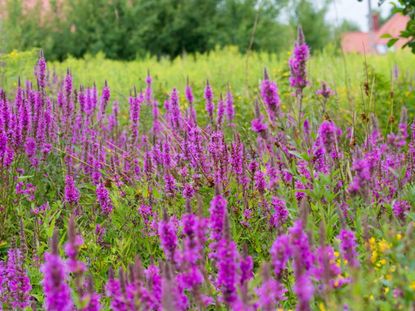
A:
<box><xmin>289</xmin><ymin>0</ymin><xmax>331</xmax><ymax>51</ymax></box>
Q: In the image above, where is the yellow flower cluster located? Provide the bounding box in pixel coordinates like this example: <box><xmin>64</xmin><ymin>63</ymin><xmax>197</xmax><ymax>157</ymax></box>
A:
<box><xmin>368</xmin><ymin>237</ymin><xmax>391</xmax><ymax>268</ymax></box>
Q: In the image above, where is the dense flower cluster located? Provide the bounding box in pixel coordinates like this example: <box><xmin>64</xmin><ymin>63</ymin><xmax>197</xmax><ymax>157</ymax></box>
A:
<box><xmin>0</xmin><ymin>29</ymin><xmax>414</xmax><ymax>310</ymax></box>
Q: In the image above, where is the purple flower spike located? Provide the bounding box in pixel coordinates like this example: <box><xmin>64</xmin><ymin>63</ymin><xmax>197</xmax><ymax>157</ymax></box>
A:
<box><xmin>338</xmin><ymin>229</ymin><xmax>359</xmax><ymax>268</ymax></box>
<box><xmin>261</xmin><ymin>69</ymin><xmax>280</xmax><ymax>121</ymax></box>
<box><xmin>64</xmin><ymin>175</ymin><xmax>80</xmax><ymax>205</ymax></box>
<box><xmin>41</xmin><ymin>232</ymin><xmax>73</xmax><ymax>311</ymax></box>
<box><xmin>289</xmin><ymin>26</ymin><xmax>310</xmax><ymax>96</ymax></box>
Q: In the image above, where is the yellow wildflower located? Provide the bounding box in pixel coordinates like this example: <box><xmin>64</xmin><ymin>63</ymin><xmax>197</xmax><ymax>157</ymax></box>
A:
<box><xmin>371</xmin><ymin>250</ymin><xmax>378</xmax><ymax>263</ymax></box>
<box><xmin>9</xmin><ymin>50</ymin><xmax>18</xmax><ymax>59</ymax></box>
<box><xmin>378</xmin><ymin>239</ymin><xmax>390</xmax><ymax>253</ymax></box>
<box><xmin>369</xmin><ymin>237</ymin><xmax>376</xmax><ymax>248</ymax></box>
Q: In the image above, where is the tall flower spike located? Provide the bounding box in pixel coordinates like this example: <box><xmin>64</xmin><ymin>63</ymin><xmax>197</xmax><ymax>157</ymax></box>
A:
<box><xmin>216</xmin><ymin>212</ymin><xmax>239</xmax><ymax>306</ymax></box>
<box><xmin>251</xmin><ymin>99</ymin><xmax>267</xmax><ymax>137</ymax></box>
<box><xmin>83</xmin><ymin>275</ymin><xmax>101</xmax><ymax>311</ymax></box>
<box><xmin>6</xmin><ymin>248</ymin><xmax>32</xmax><ymax>309</ymax></box>
<box><xmin>145</xmin><ymin>70</ymin><xmax>152</xmax><ymax>103</ymax></box>
<box><xmin>185</xmin><ymin>78</ymin><xmax>197</xmax><ymax>125</ymax></box>
<box><xmin>105</xmin><ymin>268</ymin><xmax>128</xmax><ymax>311</ymax></box>
<box><xmin>158</xmin><ymin>210</ymin><xmax>178</xmax><ymax>263</ymax></box>
<box><xmin>41</xmin><ymin>230</ymin><xmax>73</xmax><ymax>311</ymax></box>
<box><xmin>64</xmin><ymin>175</ymin><xmax>80</xmax><ymax>206</ymax></box>
<box><xmin>36</xmin><ymin>50</ymin><xmax>47</xmax><ymax>89</ymax></box>
<box><xmin>204</xmin><ymin>80</ymin><xmax>214</xmax><ymax>123</ymax></box>
<box><xmin>289</xmin><ymin>26</ymin><xmax>309</xmax><ymax>94</ymax></box>
<box><xmin>260</xmin><ymin>68</ymin><xmax>280</xmax><ymax>121</ymax></box>
<box><xmin>64</xmin><ymin>215</ymin><xmax>85</xmax><ymax>274</ymax></box>
<box><xmin>289</xmin><ymin>26</ymin><xmax>310</xmax><ymax>127</ymax></box>
<box><xmin>225</xmin><ymin>85</ymin><xmax>234</xmax><ymax>124</ymax></box>
<box><xmin>217</xmin><ymin>94</ymin><xmax>225</xmax><ymax>127</ymax></box>
<box><xmin>96</xmin><ymin>183</ymin><xmax>113</xmax><ymax>215</ymax></box>
<box><xmin>338</xmin><ymin>229</ymin><xmax>359</xmax><ymax>268</ymax></box>
<box><xmin>256</xmin><ymin>263</ymin><xmax>286</xmax><ymax>311</ymax></box>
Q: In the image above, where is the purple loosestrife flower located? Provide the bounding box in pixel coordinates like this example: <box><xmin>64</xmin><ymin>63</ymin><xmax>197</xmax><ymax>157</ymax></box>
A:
<box><xmin>317</xmin><ymin>120</ymin><xmax>341</xmax><ymax>159</ymax></box>
<box><xmin>96</xmin><ymin>183</ymin><xmax>113</xmax><ymax>214</ymax></box>
<box><xmin>83</xmin><ymin>276</ymin><xmax>101</xmax><ymax>311</ymax></box>
<box><xmin>183</xmin><ymin>183</ymin><xmax>195</xmax><ymax>199</ymax></box>
<box><xmin>161</xmin><ymin>263</ymin><xmax>188</xmax><ymax>311</ymax></box>
<box><xmin>256</xmin><ymin>264</ymin><xmax>286</xmax><ymax>311</ymax></box>
<box><xmin>185</xmin><ymin>80</ymin><xmax>194</xmax><ymax>104</ymax></box>
<box><xmin>216</xmin><ymin>214</ymin><xmax>239</xmax><ymax>306</ymax></box>
<box><xmin>313</xmin><ymin>246</ymin><xmax>342</xmax><ymax>289</ymax></box>
<box><xmin>164</xmin><ymin>174</ymin><xmax>177</xmax><ymax>196</ymax></box>
<box><xmin>64</xmin><ymin>216</ymin><xmax>86</xmax><ymax>274</ymax></box>
<box><xmin>158</xmin><ymin>211</ymin><xmax>178</xmax><ymax>263</ymax></box>
<box><xmin>217</xmin><ymin>95</ymin><xmax>225</xmax><ymax>127</ymax></box>
<box><xmin>185</xmin><ymin>81</ymin><xmax>197</xmax><ymax>125</ymax></box>
<box><xmin>24</xmin><ymin>137</ymin><xmax>36</xmax><ymax>159</ymax></box>
<box><xmin>64</xmin><ymin>175</ymin><xmax>80</xmax><ymax>205</ymax></box>
<box><xmin>36</xmin><ymin>51</ymin><xmax>47</xmax><ymax>89</ymax></box>
<box><xmin>145</xmin><ymin>71</ymin><xmax>152</xmax><ymax>103</ymax></box>
<box><xmin>260</xmin><ymin>69</ymin><xmax>280</xmax><ymax>121</ymax></box>
<box><xmin>6</xmin><ymin>248</ymin><xmax>32</xmax><ymax>309</ymax></box>
<box><xmin>105</xmin><ymin>269</ymin><xmax>128</xmax><ymax>311</ymax></box>
<box><xmin>129</xmin><ymin>90</ymin><xmax>142</xmax><ymax>143</ymax></box>
<box><xmin>289</xmin><ymin>26</ymin><xmax>310</xmax><ymax>96</ymax></box>
<box><xmin>178</xmin><ymin>206</ymin><xmax>204</xmax><ymax>290</ymax></box>
<box><xmin>294</xmin><ymin>180</ymin><xmax>307</xmax><ymax>202</ymax></box>
<box><xmin>169</xmin><ymin>88</ymin><xmax>181</xmax><ymax>129</ymax></box>
<box><xmin>102</xmin><ymin>81</ymin><xmax>110</xmax><ymax>102</ymax></box>
<box><xmin>251</xmin><ymin>116</ymin><xmax>267</xmax><ymax>135</ymax></box>
<box><xmin>270</xmin><ymin>234</ymin><xmax>291</xmax><ymax>278</ymax></box>
<box><xmin>290</xmin><ymin>222</ymin><xmax>314</xmax><ymax>311</ymax></box>
<box><xmin>239</xmin><ymin>249</ymin><xmax>253</xmax><ymax>287</ymax></box>
<box><xmin>254</xmin><ymin>170</ymin><xmax>267</xmax><ymax>194</ymax></box>
<box><xmin>209</xmin><ymin>193</ymin><xmax>227</xmax><ymax>246</ymax></box>
<box><xmin>41</xmin><ymin>233</ymin><xmax>73</xmax><ymax>311</ymax></box>
<box><xmin>392</xmin><ymin>200</ymin><xmax>411</xmax><ymax>220</ymax></box>
<box><xmin>64</xmin><ymin>69</ymin><xmax>73</xmax><ymax>97</ymax></box>
<box><xmin>252</xmin><ymin>99</ymin><xmax>267</xmax><ymax>137</ymax></box>
<box><xmin>99</xmin><ymin>81</ymin><xmax>110</xmax><ymax>120</ymax></box>
<box><xmin>144</xmin><ymin>264</ymin><xmax>162</xmax><ymax>305</ymax></box>
<box><xmin>204</xmin><ymin>80</ymin><xmax>214</xmax><ymax>122</ymax></box>
<box><xmin>293</xmin><ymin>270</ymin><xmax>313</xmax><ymax>311</ymax></box>
<box><xmin>348</xmin><ymin>153</ymin><xmax>375</xmax><ymax>196</ymax></box>
<box><xmin>289</xmin><ymin>220</ymin><xmax>314</xmax><ymax>272</ymax></box>
<box><xmin>316</xmin><ymin>82</ymin><xmax>335</xmax><ymax>99</ymax></box>
<box><xmin>338</xmin><ymin>229</ymin><xmax>359</xmax><ymax>268</ymax></box>
<box><xmin>270</xmin><ymin>196</ymin><xmax>289</xmax><ymax>227</ymax></box>
<box><xmin>225</xmin><ymin>88</ymin><xmax>234</xmax><ymax>124</ymax></box>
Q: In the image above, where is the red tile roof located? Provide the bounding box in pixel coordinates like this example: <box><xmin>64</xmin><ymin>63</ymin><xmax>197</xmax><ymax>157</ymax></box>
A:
<box><xmin>342</xmin><ymin>14</ymin><xmax>409</xmax><ymax>53</ymax></box>
<box><xmin>341</xmin><ymin>32</ymin><xmax>370</xmax><ymax>54</ymax></box>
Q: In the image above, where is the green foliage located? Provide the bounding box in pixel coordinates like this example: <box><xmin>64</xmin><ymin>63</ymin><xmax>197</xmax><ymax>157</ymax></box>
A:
<box><xmin>0</xmin><ymin>0</ymin><xmax>347</xmax><ymax>60</ymax></box>
<box><xmin>290</xmin><ymin>0</ymin><xmax>331</xmax><ymax>51</ymax></box>
<box><xmin>379</xmin><ymin>0</ymin><xmax>415</xmax><ymax>53</ymax></box>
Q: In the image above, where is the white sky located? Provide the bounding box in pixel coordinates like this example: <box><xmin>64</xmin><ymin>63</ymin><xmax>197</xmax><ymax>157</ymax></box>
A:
<box><xmin>326</xmin><ymin>0</ymin><xmax>394</xmax><ymax>31</ymax></box>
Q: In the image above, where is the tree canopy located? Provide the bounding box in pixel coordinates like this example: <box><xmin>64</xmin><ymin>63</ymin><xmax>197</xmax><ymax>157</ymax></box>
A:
<box><xmin>1</xmin><ymin>0</ymin><xmax>348</xmax><ymax>60</ymax></box>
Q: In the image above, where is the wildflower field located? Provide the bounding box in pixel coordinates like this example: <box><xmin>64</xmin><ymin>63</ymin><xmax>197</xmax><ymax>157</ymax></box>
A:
<box><xmin>1</xmin><ymin>29</ymin><xmax>415</xmax><ymax>311</ymax></box>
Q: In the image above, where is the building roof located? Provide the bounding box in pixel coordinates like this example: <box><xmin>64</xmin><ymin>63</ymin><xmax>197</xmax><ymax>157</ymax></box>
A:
<box><xmin>342</xmin><ymin>14</ymin><xmax>409</xmax><ymax>53</ymax></box>
<box><xmin>341</xmin><ymin>32</ymin><xmax>370</xmax><ymax>54</ymax></box>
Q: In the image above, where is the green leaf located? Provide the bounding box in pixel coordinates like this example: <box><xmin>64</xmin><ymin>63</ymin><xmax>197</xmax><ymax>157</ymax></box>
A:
<box><xmin>387</xmin><ymin>38</ymin><xmax>399</xmax><ymax>47</ymax></box>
